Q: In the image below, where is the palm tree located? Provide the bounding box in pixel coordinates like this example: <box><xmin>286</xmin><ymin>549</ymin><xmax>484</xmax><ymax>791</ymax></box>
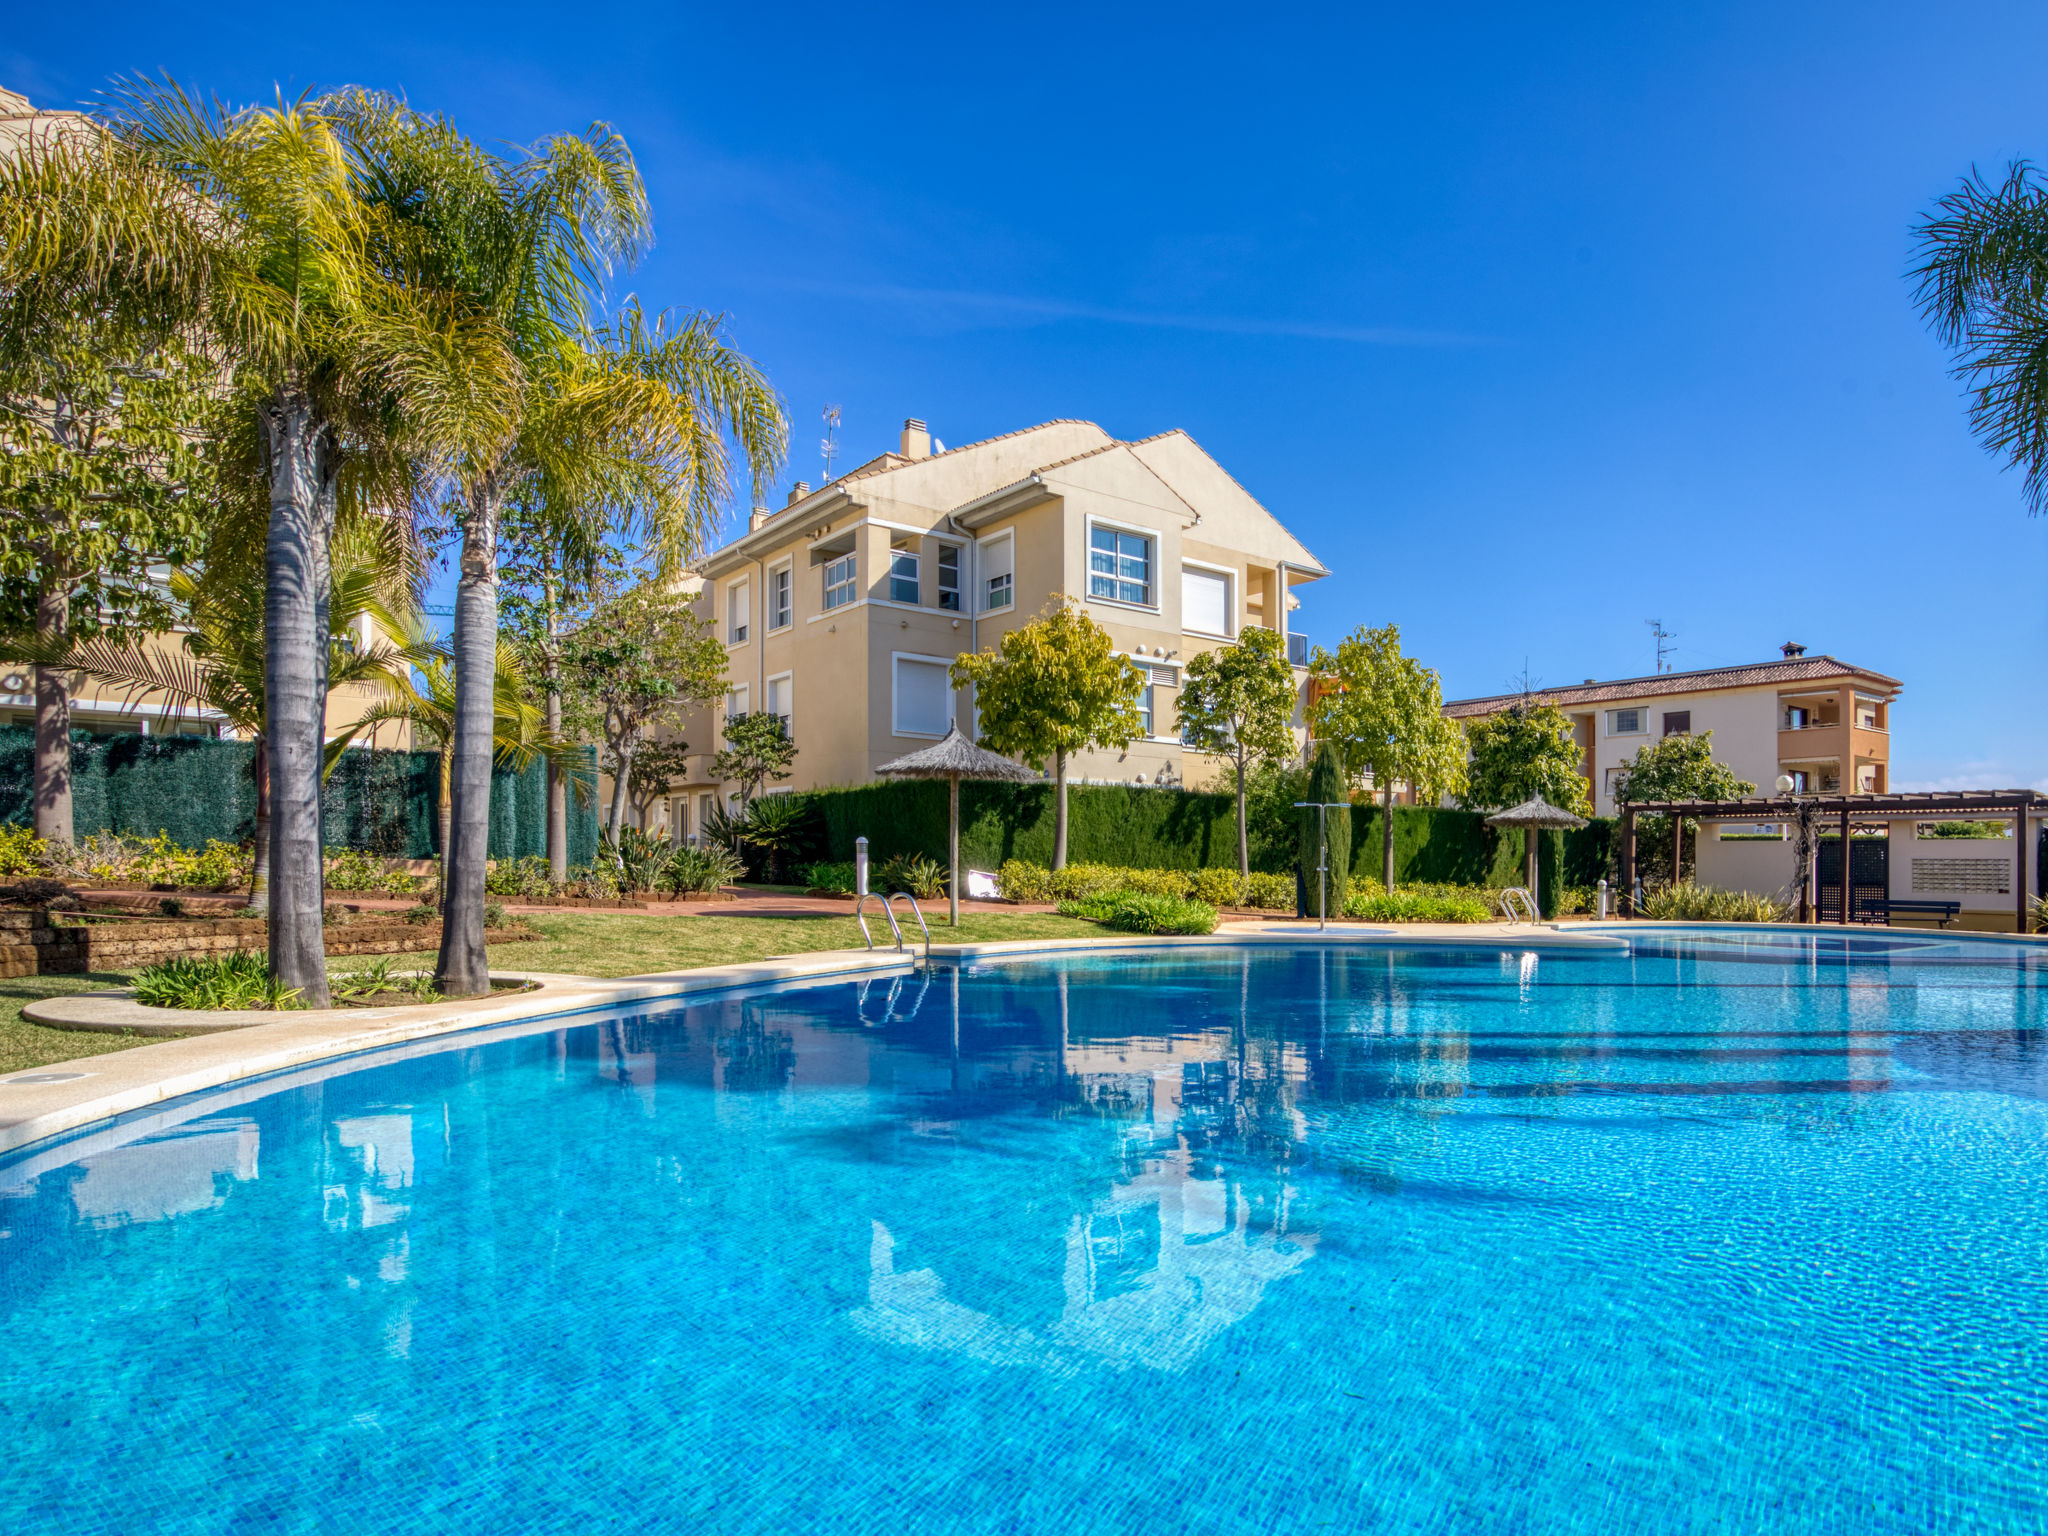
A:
<box><xmin>333</xmin><ymin>620</ymin><xmax>580</xmax><ymax>901</ymax></box>
<box><xmin>0</xmin><ymin>79</ymin><xmax>519</xmax><ymax>1005</ymax></box>
<box><xmin>1913</xmin><ymin>163</ymin><xmax>2048</xmax><ymax>514</ymax></box>
<box><xmin>340</xmin><ymin>98</ymin><xmax>786</xmax><ymax>995</ymax></box>
<box><xmin>26</xmin><ymin>516</ymin><xmax>429</xmax><ymax>907</ymax></box>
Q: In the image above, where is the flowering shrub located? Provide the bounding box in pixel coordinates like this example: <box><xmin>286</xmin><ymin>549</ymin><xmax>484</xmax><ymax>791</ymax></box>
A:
<box><xmin>0</xmin><ymin>823</ymin><xmax>50</xmax><ymax>877</ymax></box>
<box><xmin>995</xmin><ymin>859</ymin><xmax>1292</xmax><ymax>910</ymax></box>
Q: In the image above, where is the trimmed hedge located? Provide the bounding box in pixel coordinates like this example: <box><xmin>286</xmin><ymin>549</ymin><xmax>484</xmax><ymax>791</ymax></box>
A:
<box><xmin>0</xmin><ymin>726</ymin><xmax>597</xmax><ymax>862</ymax></box>
<box><xmin>794</xmin><ymin>776</ymin><xmax>1615</xmax><ymax>918</ymax></box>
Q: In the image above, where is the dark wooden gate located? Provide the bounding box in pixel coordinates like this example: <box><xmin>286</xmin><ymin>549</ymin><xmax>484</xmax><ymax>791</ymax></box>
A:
<box><xmin>1816</xmin><ymin>837</ymin><xmax>1889</xmax><ymax>922</ymax></box>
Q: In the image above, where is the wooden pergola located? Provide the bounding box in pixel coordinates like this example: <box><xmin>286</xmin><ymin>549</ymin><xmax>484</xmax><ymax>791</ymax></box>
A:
<box><xmin>1619</xmin><ymin>789</ymin><xmax>2046</xmax><ymax>930</ymax></box>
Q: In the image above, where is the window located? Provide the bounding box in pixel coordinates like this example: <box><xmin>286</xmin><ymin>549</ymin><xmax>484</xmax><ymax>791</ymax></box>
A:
<box><xmin>1089</xmin><ymin>524</ymin><xmax>1153</xmax><ymax>606</ymax></box>
<box><xmin>981</xmin><ymin>534</ymin><xmax>1013</xmax><ymax>612</ymax></box>
<box><xmin>1183</xmin><ymin>567</ymin><xmax>1231</xmax><ymax>636</ymax></box>
<box><xmin>727</xmin><ymin>684</ymin><xmax>749</xmax><ymax>718</ymax></box>
<box><xmin>1784</xmin><ymin>706</ymin><xmax>1810</xmax><ymax>730</ymax></box>
<box><xmin>1607</xmin><ymin>707</ymin><xmax>1644</xmax><ymax>735</ymax></box>
<box><xmin>727</xmin><ymin>580</ymin><xmax>750</xmax><ymax>644</ymax></box>
<box><xmin>937</xmin><ymin>544</ymin><xmax>961</xmax><ymax>611</ymax></box>
<box><xmin>823</xmin><ymin>554</ymin><xmax>857</xmax><ymax>611</ymax></box>
<box><xmin>767</xmin><ymin>565</ymin><xmax>792</xmax><ymax>631</ymax></box>
<box><xmin>1137</xmin><ymin>684</ymin><xmax>1154</xmax><ymax>737</ymax></box>
<box><xmin>889</xmin><ymin>549</ymin><xmax>920</xmax><ymax>605</ymax></box>
<box><xmin>765</xmin><ymin>674</ymin><xmax>792</xmax><ymax>731</ymax></box>
<box><xmin>1662</xmin><ymin>711</ymin><xmax>1690</xmax><ymax>737</ymax></box>
<box><xmin>892</xmin><ymin>655</ymin><xmax>952</xmax><ymax>738</ymax></box>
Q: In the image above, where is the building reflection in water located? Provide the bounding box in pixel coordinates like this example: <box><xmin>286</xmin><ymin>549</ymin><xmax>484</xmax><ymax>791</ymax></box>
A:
<box><xmin>68</xmin><ymin>1118</ymin><xmax>261</xmax><ymax>1229</ymax></box>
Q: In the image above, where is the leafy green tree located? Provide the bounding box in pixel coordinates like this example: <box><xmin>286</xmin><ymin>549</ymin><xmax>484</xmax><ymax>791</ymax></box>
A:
<box><xmin>1297</xmin><ymin>740</ymin><xmax>1351</xmax><ymax>918</ymax></box>
<box><xmin>27</xmin><ymin>517</ymin><xmax>429</xmax><ymax>906</ymax></box>
<box><xmin>1612</xmin><ymin>730</ymin><xmax>1755</xmax><ymax>885</ymax></box>
<box><xmin>1177</xmin><ymin>626</ymin><xmax>1299</xmax><ymax>878</ymax></box>
<box><xmin>1307</xmin><ymin>623</ymin><xmax>1467</xmax><ymax>892</ymax></box>
<box><xmin>1</xmin><ymin>83</ymin><xmax>519</xmax><ymax>1005</ymax></box>
<box><xmin>0</xmin><ymin>331</ymin><xmax>213</xmax><ymax>844</ymax></box>
<box><xmin>562</xmin><ymin>578</ymin><xmax>727</xmax><ymax>837</ymax></box>
<box><xmin>625</xmin><ymin>739</ymin><xmax>695</xmax><ymax>829</ymax></box>
<box><xmin>1912</xmin><ymin>163</ymin><xmax>2048</xmax><ymax>513</ymax></box>
<box><xmin>950</xmin><ymin>598</ymin><xmax>1145</xmax><ymax>869</ymax></box>
<box><xmin>1461</xmin><ymin>702</ymin><xmax>1592</xmax><ymax>815</ymax></box>
<box><xmin>712</xmin><ymin>713</ymin><xmax>797</xmax><ymax>808</ymax></box>
<box><xmin>340</xmin><ymin>96</ymin><xmax>786</xmax><ymax>995</ymax></box>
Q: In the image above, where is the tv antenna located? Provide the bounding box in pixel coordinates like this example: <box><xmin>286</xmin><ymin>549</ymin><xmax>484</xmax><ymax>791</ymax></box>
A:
<box><xmin>820</xmin><ymin>404</ymin><xmax>842</xmax><ymax>483</ymax></box>
<box><xmin>1646</xmin><ymin>619</ymin><xmax>1676</xmax><ymax>674</ymax></box>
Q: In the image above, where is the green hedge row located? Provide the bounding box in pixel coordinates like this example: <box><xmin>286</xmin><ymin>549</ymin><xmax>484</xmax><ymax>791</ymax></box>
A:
<box><xmin>796</xmin><ymin>777</ymin><xmax>1615</xmax><ymax>912</ymax></box>
<box><xmin>0</xmin><ymin>727</ymin><xmax>597</xmax><ymax>862</ymax></box>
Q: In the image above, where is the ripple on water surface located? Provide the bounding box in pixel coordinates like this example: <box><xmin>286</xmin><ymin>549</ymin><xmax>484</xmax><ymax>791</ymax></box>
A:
<box><xmin>3</xmin><ymin>938</ymin><xmax>2046</xmax><ymax>1534</ymax></box>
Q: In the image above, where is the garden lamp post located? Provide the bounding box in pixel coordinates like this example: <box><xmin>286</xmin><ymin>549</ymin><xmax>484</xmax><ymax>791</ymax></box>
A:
<box><xmin>875</xmin><ymin>724</ymin><xmax>1037</xmax><ymax>925</ymax></box>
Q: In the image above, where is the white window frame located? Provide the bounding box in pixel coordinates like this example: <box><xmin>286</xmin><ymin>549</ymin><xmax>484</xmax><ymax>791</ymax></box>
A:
<box><xmin>978</xmin><ymin>531</ymin><xmax>1014</xmax><ymax>613</ymax></box>
<box><xmin>1137</xmin><ymin>682</ymin><xmax>1154</xmax><ymax>738</ymax></box>
<box><xmin>726</xmin><ymin>578</ymin><xmax>751</xmax><ymax>645</ymax></box>
<box><xmin>891</xmin><ymin>651</ymin><xmax>955</xmax><ymax>740</ymax></box>
<box><xmin>1180</xmin><ymin>559</ymin><xmax>1235</xmax><ymax>638</ymax></box>
<box><xmin>1606</xmin><ymin>707</ymin><xmax>1646</xmax><ymax>737</ymax></box>
<box><xmin>935</xmin><ymin>542</ymin><xmax>962</xmax><ymax>612</ymax></box>
<box><xmin>766</xmin><ymin>560</ymin><xmax>794</xmax><ymax>632</ymax></box>
<box><xmin>888</xmin><ymin>548</ymin><xmax>921</xmax><ymax>606</ymax></box>
<box><xmin>764</xmin><ymin>670</ymin><xmax>794</xmax><ymax>734</ymax></box>
<box><xmin>823</xmin><ymin>553</ymin><xmax>857</xmax><ymax>611</ymax></box>
<box><xmin>1086</xmin><ymin>517</ymin><xmax>1159</xmax><ymax>611</ymax></box>
<box><xmin>727</xmin><ymin>683</ymin><xmax>749</xmax><ymax>720</ymax></box>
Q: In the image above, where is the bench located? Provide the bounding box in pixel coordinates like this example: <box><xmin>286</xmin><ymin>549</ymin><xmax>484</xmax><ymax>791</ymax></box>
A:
<box><xmin>1862</xmin><ymin>898</ymin><xmax>1963</xmax><ymax>929</ymax></box>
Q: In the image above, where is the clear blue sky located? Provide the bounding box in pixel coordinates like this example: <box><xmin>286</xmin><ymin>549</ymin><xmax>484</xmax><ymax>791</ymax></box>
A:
<box><xmin>10</xmin><ymin>2</ymin><xmax>2046</xmax><ymax>789</ymax></box>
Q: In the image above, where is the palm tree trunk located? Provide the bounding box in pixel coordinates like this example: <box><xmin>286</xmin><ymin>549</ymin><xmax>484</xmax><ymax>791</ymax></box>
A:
<box><xmin>1053</xmin><ymin>748</ymin><xmax>1069</xmax><ymax>870</ymax></box>
<box><xmin>437</xmin><ymin>478</ymin><xmax>499</xmax><ymax>997</ymax></box>
<box><xmin>247</xmin><ymin>740</ymin><xmax>269</xmax><ymax>910</ymax></box>
<box><xmin>263</xmin><ymin>388</ymin><xmax>333</xmax><ymax>1008</ymax></box>
<box><xmin>437</xmin><ymin>746</ymin><xmax>452</xmax><ymax>902</ymax></box>
<box><xmin>31</xmin><ymin>576</ymin><xmax>73</xmax><ymax>846</ymax></box>
<box><xmin>1235</xmin><ymin>752</ymin><xmax>1250</xmax><ymax>879</ymax></box>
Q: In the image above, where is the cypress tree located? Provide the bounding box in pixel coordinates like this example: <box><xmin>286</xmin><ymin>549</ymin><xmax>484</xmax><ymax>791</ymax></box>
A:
<box><xmin>1297</xmin><ymin>741</ymin><xmax>1351</xmax><ymax>918</ymax></box>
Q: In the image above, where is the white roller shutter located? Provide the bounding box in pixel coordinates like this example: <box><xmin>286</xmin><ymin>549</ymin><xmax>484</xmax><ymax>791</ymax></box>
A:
<box><xmin>893</xmin><ymin>657</ymin><xmax>952</xmax><ymax>737</ymax></box>
<box><xmin>1183</xmin><ymin>568</ymin><xmax>1230</xmax><ymax>636</ymax></box>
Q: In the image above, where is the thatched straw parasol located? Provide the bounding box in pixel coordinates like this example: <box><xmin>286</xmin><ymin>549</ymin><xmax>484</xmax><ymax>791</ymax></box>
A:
<box><xmin>876</xmin><ymin>724</ymin><xmax>1037</xmax><ymax>925</ymax></box>
<box><xmin>1484</xmin><ymin>795</ymin><xmax>1589</xmax><ymax>900</ymax></box>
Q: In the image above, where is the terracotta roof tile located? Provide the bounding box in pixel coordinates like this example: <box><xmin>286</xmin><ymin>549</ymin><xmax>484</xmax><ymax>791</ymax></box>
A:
<box><xmin>1442</xmin><ymin>655</ymin><xmax>1901</xmax><ymax>718</ymax></box>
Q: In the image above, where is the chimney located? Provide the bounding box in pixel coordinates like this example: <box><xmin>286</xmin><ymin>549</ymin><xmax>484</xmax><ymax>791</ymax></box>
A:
<box><xmin>785</xmin><ymin>480</ymin><xmax>810</xmax><ymax>507</ymax></box>
<box><xmin>748</xmin><ymin>504</ymin><xmax>770</xmax><ymax>532</ymax></box>
<box><xmin>899</xmin><ymin>418</ymin><xmax>930</xmax><ymax>460</ymax></box>
<box><xmin>1781</xmin><ymin>641</ymin><xmax>1806</xmax><ymax>659</ymax></box>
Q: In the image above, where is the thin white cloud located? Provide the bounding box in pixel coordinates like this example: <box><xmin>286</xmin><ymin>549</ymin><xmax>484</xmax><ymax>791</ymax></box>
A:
<box><xmin>771</xmin><ymin>278</ymin><xmax>1489</xmax><ymax>348</ymax></box>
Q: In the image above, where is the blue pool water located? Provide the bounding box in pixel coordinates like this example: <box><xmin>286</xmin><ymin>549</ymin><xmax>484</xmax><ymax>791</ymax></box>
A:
<box><xmin>4</xmin><ymin>936</ymin><xmax>2048</xmax><ymax>1534</ymax></box>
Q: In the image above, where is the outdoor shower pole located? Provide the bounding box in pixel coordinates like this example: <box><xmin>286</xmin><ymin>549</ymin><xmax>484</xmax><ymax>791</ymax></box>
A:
<box><xmin>1294</xmin><ymin>800</ymin><xmax>1349</xmax><ymax>932</ymax></box>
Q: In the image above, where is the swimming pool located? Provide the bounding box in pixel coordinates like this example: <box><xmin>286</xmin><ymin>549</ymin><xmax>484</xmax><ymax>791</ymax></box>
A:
<box><xmin>4</xmin><ymin>937</ymin><xmax>2045</xmax><ymax>1533</ymax></box>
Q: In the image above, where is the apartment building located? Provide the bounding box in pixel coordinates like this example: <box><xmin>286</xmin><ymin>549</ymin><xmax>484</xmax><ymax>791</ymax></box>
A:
<box><xmin>1442</xmin><ymin>645</ymin><xmax>1903</xmax><ymax>817</ymax></box>
<box><xmin>644</xmin><ymin>417</ymin><xmax>1328</xmax><ymax>839</ymax></box>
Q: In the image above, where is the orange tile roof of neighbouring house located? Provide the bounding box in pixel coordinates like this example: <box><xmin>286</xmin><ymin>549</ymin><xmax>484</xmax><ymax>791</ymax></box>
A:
<box><xmin>1442</xmin><ymin>655</ymin><xmax>1902</xmax><ymax>718</ymax></box>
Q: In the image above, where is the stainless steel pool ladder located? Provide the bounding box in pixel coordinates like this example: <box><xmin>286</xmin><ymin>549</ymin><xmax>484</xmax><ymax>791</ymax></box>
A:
<box><xmin>1499</xmin><ymin>887</ymin><xmax>1539</xmax><ymax>925</ymax></box>
<box><xmin>856</xmin><ymin>969</ymin><xmax>932</xmax><ymax>1026</ymax></box>
<box><xmin>853</xmin><ymin>890</ymin><xmax>932</xmax><ymax>964</ymax></box>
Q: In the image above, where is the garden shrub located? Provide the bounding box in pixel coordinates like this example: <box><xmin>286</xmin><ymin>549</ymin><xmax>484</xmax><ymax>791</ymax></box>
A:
<box><xmin>995</xmin><ymin>859</ymin><xmax>1294</xmax><ymax>910</ymax></box>
<box><xmin>484</xmin><ymin>854</ymin><xmax>558</xmax><ymax>900</ymax></box>
<box><xmin>483</xmin><ymin>901</ymin><xmax>508</xmax><ymax>929</ymax></box>
<box><xmin>1638</xmin><ymin>883</ymin><xmax>1790</xmax><ymax>923</ymax></box>
<box><xmin>799</xmin><ymin>860</ymin><xmax>858</xmax><ymax>895</ymax></box>
<box><xmin>0</xmin><ymin>822</ymin><xmax>49</xmax><ymax>876</ymax></box>
<box><xmin>1342</xmin><ymin>888</ymin><xmax>1492</xmax><ymax>923</ymax></box>
<box><xmin>400</xmin><ymin>902</ymin><xmax>438</xmax><ymax>926</ymax></box>
<box><xmin>1057</xmin><ymin>890</ymin><xmax>1219</xmax><ymax>935</ymax></box>
<box><xmin>132</xmin><ymin>952</ymin><xmax>303</xmax><ymax>1011</ymax></box>
<box><xmin>661</xmin><ymin>844</ymin><xmax>745</xmax><ymax>896</ymax></box>
<box><xmin>877</xmin><ymin>853</ymin><xmax>948</xmax><ymax>900</ymax></box>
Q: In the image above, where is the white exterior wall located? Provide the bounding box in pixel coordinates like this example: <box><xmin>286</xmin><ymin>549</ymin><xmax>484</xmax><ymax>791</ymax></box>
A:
<box><xmin>1587</xmin><ymin>687</ymin><xmax>1780</xmax><ymax>817</ymax></box>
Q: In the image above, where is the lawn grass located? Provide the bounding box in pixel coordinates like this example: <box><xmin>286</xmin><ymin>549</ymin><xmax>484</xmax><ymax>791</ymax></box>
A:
<box><xmin>3</xmin><ymin>909</ymin><xmax>1106</xmax><ymax>1074</ymax></box>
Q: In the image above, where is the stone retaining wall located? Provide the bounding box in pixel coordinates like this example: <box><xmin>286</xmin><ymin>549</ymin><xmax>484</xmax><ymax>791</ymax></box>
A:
<box><xmin>0</xmin><ymin>908</ymin><xmax>535</xmax><ymax>976</ymax></box>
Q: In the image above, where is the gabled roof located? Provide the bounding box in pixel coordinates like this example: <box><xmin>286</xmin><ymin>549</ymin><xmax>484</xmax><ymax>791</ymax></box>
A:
<box><xmin>1443</xmin><ymin>655</ymin><xmax>1902</xmax><ymax>719</ymax></box>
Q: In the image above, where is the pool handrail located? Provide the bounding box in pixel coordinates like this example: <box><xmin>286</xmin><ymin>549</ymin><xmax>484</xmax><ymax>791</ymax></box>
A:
<box><xmin>854</xmin><ymin>890</ymin><xmax>905</xmax><ymax>952</ymax></box>
<box><xmin>886</xmin><ymin>892</ymin><xmax>932</xmax><ymax>965</ymax></box>
<box><xmin>1499</xmin><ymin>887</ymin><xmax>1539</xmax><ymax>925</ymax></box>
